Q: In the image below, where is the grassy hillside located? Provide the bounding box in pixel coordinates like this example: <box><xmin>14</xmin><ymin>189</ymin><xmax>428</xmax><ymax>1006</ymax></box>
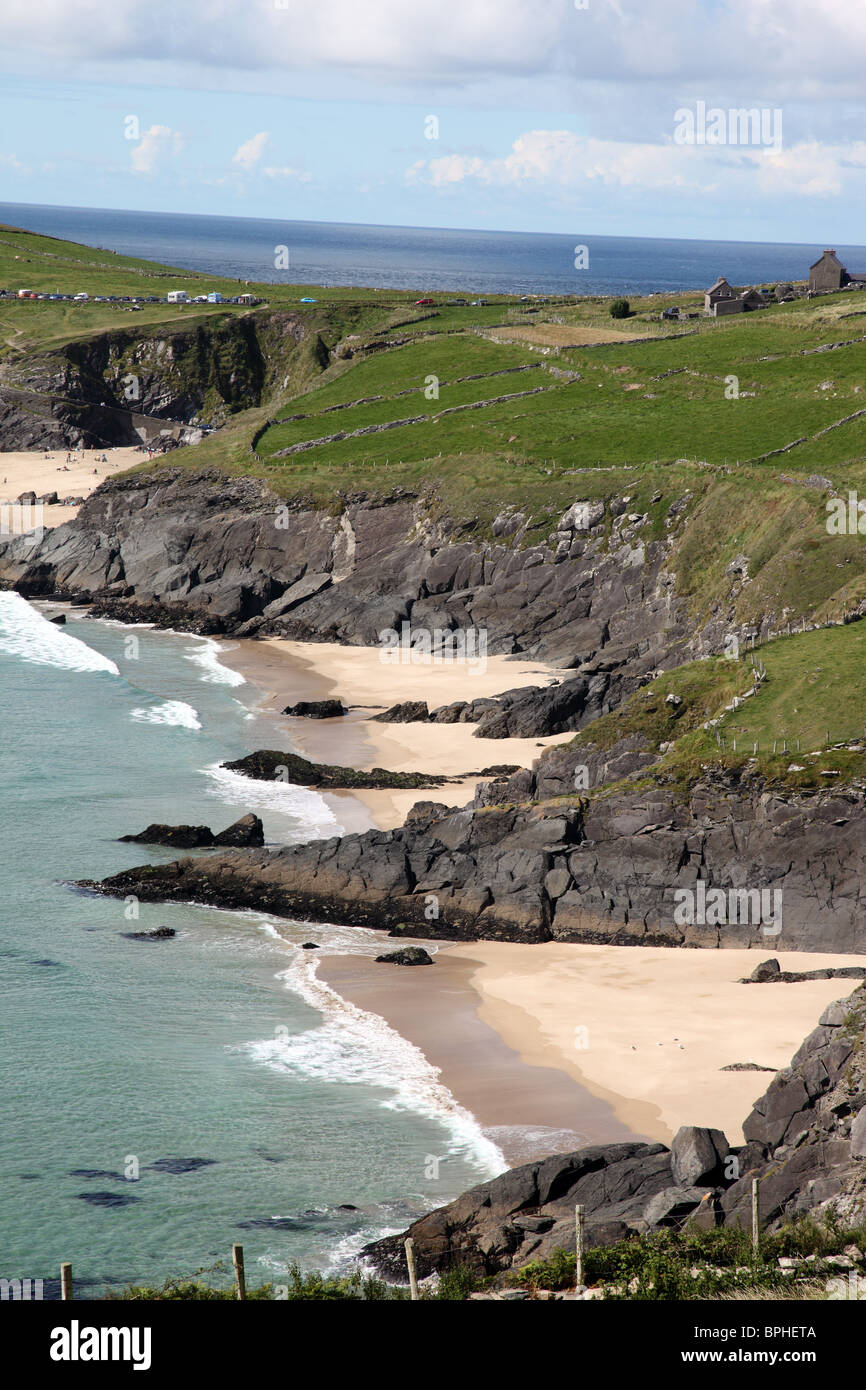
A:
<box><xmin>4</xmin><ymin>224</ymin><xmax>866</xmax><ymax>768</ymax></box>
<box><xmin>564</xmin><ymin>621</ymin><xmax>866</xmax><ymax>800</ymax></box>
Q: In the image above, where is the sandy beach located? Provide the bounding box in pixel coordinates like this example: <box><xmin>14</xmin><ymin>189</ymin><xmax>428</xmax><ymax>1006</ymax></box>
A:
<box><xmin>318</xmin><ymin>941</ymin><xmax>865</xmax><ymax>1152</ymax></box>
<box><xmin>222</xmin><ymin>636</ymin><xmax>573</xmax><ymax>829</ymax></box>
<box><xmin>0</xmin><ymin>446</ymin><xmax>143</xmax><ymax>525</ymax></box>
<box><xmin>220</xmin><ymin>633</ymin><xmax>866</xmax><ymax>1164</ymax></box>
<box><xmin>317</xmin><ymin>947</ymin><xmax>636</xmax><ymax>1166</ymax></box>
<box><xmin>447</xmin><ymin>942</ymin><xmax>865</xmax><ymax>1144</ymax></box>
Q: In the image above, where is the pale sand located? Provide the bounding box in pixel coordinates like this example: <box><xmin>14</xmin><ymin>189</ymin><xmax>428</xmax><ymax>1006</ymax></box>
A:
<box><xmin>0</xmin><ymin>447</ymin><xmax>143</xmax><ymax>524</ymax></box>
<box><xmin>222</xmin><ymin>639</ymin><xmax>866</xmax><ymax>1158</ymax></box>
<box><xmin>318</xmin><ymin>948</ymin><xmax>638</xmax><ymax>1164</ymax></box>
<box><xmin>447</xmin><ymin>942</ymin><xmax>865</xmax><ymax>1145</ymax></box>
<box><xmin>220</xmin><ymin>637</ymin><xmax>573</xmax><ymax>829</ymax></box>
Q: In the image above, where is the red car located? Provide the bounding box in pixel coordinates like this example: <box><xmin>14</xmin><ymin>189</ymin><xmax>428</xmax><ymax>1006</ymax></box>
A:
<box><xmin>414</xmin><ymin>297</ymin><xmax>435</xmax><ymax>306</ymax></box>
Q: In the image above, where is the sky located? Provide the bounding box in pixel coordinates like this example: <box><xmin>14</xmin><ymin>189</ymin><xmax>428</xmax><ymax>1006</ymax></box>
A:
<box><xmin>1</xmin><ymin>0</ymin><xmax>865</xmax><ymax>241</ymax></box>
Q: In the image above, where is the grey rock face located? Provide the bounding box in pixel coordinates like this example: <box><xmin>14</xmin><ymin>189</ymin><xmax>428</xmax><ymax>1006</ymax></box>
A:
<box><xmin>361</xmin><ymin>984</ymin><xmax>866</xmax><ymax>1278</ymax></box>
<box><xmin>669</xmin><ymin>1126</ymin><xmax>730</xmax><ymax>1187</ymax></box>
<box><xmin>91</xmin><ymin>768</ymin><xmax>866</xmax><ymax>953</ymax></box>
<box><xmin>0</xmin><ymin>469</ymin><xmax>692</xmax><ymax>681</ymax></box>
<box><xmin>722</xmin><ymin>984</ymin><xmax>866</xmax><ymax>1230</ymax></box>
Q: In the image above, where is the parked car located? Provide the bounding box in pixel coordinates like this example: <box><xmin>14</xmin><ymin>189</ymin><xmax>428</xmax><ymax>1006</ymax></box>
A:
<box><xmin>414</xmin><ymin>297</ymin><xmax>435</xmax><ymax>306</ymax></box>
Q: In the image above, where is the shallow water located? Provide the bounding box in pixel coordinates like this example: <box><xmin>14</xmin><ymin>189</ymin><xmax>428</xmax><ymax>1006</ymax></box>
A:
<box><xmin>0</xmin><ymin>596</ymin><xmax>504</xmax><ymax>1295</ymax></box>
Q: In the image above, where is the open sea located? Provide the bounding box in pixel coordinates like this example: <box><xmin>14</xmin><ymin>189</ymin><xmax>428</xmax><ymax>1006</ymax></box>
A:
<box><xmin>0</xmin><ymin>595</ymin><xmax>504</xmax><ymax>1296</ymax></box>
<box><xmin>4</xmin><ymin>200</ymin><xmax>866</xmax><ymax>298</ymax></box>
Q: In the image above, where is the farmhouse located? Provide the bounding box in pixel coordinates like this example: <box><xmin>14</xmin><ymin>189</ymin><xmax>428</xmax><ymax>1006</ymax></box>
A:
<box><xmin>704</xmin><ymin>277</ymin><xmax>767</xmax><ymax>316</ymax></box>
<box><xmin>809</xmin><ymin>249</ymin><xmax>866</xmax><ymax>294</ymax></box>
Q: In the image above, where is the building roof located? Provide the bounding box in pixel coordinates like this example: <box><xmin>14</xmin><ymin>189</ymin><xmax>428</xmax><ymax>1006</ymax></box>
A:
<box><xmin>810</xmin><ymin>249</ymin><xmax>844</xmax><ymax>270</ymax></box>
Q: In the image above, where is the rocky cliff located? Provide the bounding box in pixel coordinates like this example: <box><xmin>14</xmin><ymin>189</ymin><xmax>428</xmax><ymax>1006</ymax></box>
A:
<box><xmin>0</xmin><ymin>469</ymin><xmax>696</xmax><ymax>670</ymax></box>
<box><xmin>362</xmin><ymin>983</ymin><xmax>866</xmax><ymax>1278</ymax></box>
<box><xmin>0</xmin><ymin>311</ymin><xmax>306</xmax><ymax>449</ymax></box>
<box><xmin>82</xmin><ymin>763</ymin><xmax>866</xmax><ymax>952</ymax></box>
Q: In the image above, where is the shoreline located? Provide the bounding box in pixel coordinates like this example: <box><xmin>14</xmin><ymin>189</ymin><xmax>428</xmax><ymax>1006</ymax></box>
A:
<box><xmin>316</xmin><ymin>940</ymin><xmax>866</xmax><ymax>1150</ymax></box>
<box><xmin>0</xmin><ymin>446</ymin><xmax>145</xmax><ymax>526</ymax></box>
<box><xmin>217</xmin><ymin>631</ymin><xmax>866</xmax><ymax>1159</ymax></box>
<box><xmin>219</xmin><ymin>635</ymin><xmax>572</xmax><ymax>831</ymax></box>
<box><xmin>314</xmin><ymin>945</ymin><xmax>643</xmax><ymax>1165</ymax></box>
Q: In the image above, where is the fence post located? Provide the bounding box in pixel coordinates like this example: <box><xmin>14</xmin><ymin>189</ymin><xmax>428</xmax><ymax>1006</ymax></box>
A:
<box><xmin>232</xmin><ymin>1244</ymin><xmax>246</xmax><ymax>1301</ymax></box>
<box><xmin>60</xmin><ymin>1263</ymin><xmax>73</xmax><ymax>1301</ymax></box>
<box><xmin>575</xmin><ymin>1204</ymin><xmax>585</xmax><ymax>1289</ymax></box>
<box><xmin>751</xmin><ymin>1179</ymin><xmax>760</xmax><ymax>1254</ymax></box>
<box><xmin>404</xmin><ymin>1237</ymin><xmax>419</xmax><ymax>1301</ymax></box>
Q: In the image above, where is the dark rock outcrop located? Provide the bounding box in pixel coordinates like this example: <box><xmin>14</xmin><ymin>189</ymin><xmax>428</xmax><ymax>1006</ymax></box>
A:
<box><xmin>122</xmin><ymin>926</ymin><xmax>177</xmax><ymax>941</ymax></box>
<box><xmin>374</xmin><ymin>946</ymin><xmax>433</xmax><ymax>966</ymax></box>
<box><xmin>0</xmin><ymin>311</ymin><xmax>306</xmax><ymax>449</ymax></box>
<box><xmin>362</xmin><ymin>1134</ymin><xmax>723</xmax><ymax>1278</ymax></box>
<box><xmin>669</xmin><ymin>1126</ymin><xmax>730</xmax><ymax>1187</ymax></box>
<box><xmin>213</xmin><ymin>813</ymin><xmax>265</xmax><ymax>847</ymax></box>
<box><xmin>91</xmin><ymin>769</ymin><xmax>866</xmax><ymax>952</ymax></box>
<box><xmin>740</xmin><ymin>957</ymin><xmax>865</xmax><ymax>984</ymax></box>
<box><xmin>222</xmin><ymin>750</ymin><xmax>448</xmax><ymax>791</ymax></box>
<box><xmin>362</xmin><ymin>986</ymin><xmax>866</xmax><ymax>1277</ymax></box>
<box><xmin>0</xmin><ymin>471</ymin><xmax>693</xmax><ymax>685</ymax></box>
<box><xmin>283</xmin><ymin>699</ymin><xmax>346</xmax><ymax>718</ymax></box>
<box><xmin>372</xmin><ymin>701</ymin><xmax>429</xmax><ymax>723</ymax></box>
<box><xmin>119</xmin><ymin>823</ymin><xmax>216</xmax><ymax>849</ymax></box>
<box><xmin>721</xmin><ymin>986</ymin><xmax>866</xmax><ymax>1230</ymax></box>
<box><xmin>119</xmin><ymin>814</ymin><xmax>264</xmax><ymax>849</ymax></box>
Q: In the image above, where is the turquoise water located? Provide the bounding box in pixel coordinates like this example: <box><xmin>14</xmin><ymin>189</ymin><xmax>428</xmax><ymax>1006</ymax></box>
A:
<box><xmin>0</xmin><ymin>595</ymin><xmax>504</xmax><ymax>1296</ymax></box>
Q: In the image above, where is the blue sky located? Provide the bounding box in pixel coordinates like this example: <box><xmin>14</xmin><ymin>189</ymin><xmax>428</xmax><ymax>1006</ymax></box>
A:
<box><xmin>1</xmin><ymin>1</ymin><xmax>865</xmax><ymax>240</ymax></box>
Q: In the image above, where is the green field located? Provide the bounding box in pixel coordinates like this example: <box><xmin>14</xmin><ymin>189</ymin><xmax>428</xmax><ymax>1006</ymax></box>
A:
<box><xmin>3</xmin><ymin>223</ymin><xmax>866</xmax><ymax>792</ymax></box>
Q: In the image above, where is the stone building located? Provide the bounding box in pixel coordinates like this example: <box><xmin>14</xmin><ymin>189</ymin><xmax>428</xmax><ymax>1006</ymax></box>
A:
<box><xmin>704</xmin><ymin>278</ymin><xmax>767</xmax><ymax>316</ymax></box>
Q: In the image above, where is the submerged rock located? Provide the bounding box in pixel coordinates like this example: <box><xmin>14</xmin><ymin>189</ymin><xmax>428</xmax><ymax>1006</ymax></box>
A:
<box><xmin>147</xmin><ymin>1157</ymin><xmax>216</xmax><ymax>1175</ymax></box>
<box><xmin>76</xmin><ymin>1191</ymin><xmax>139</xmax><ymax>1207</ymax></box>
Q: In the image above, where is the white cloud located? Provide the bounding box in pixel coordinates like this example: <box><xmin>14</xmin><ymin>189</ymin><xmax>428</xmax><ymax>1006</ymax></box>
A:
<box><xmin>233</xmin><ymin>131</ymin><xmax>269</xmax><ymax>172</ymax></box>
<box><xmin>407</xmin><ymin>128</ymin><xmax>866</xmax><ymax>200</ymax></box>
<box><xmin>262</xmin><ymin>165</ymin><xmax>311</xmax><ymax>181</ymax></box>
<box><xmin>129</xmin><ymin>124</ymin><xmax>183</xmax><ymax>174</ymax></box>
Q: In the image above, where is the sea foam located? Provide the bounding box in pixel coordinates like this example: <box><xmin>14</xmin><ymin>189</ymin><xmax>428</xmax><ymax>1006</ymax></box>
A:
<box><xmin>130</xmin><ymin>699</ymin><xmax>202</xmax><ymax>729</ymax></box>
<box><xmin>184</xmin><ymin>637</ymin><xmax>245</xmax><ymax>686</ymax></box>
<box><xmin>245</xmin><ymin>950</ymin><xmax>507</xmax><ymax>1180</ymax></box>
<box><xmin>204</xmin><ymin>763</ymin><xmax>340</xmax><ymax>839</ymax></box>
<box><xmin>0</xmin><ymin>593</ymin><xmax>119</xmax><ymax>675</ymax></box>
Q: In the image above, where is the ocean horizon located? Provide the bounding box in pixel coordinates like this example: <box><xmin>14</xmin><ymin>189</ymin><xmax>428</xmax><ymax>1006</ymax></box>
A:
<box><xmin>3</xmin><ymin>200</ymin><xmax>864</xmax><ymax>299</ymax></box>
